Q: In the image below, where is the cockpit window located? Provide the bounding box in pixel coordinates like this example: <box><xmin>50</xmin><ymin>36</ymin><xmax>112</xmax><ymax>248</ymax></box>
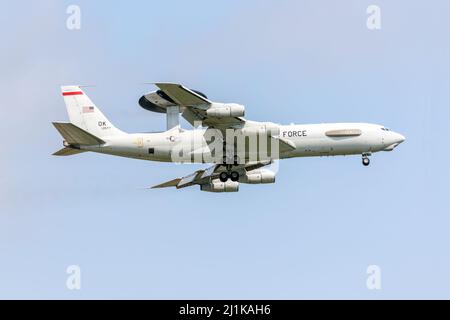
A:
<box><xmin>381</xmin><ymin>127</ymin><xmax>390</xmax><ymax>131</ymax></box>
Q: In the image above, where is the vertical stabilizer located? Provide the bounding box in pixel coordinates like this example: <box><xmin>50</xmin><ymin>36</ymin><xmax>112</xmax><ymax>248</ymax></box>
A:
<box><xmin>61</xmin><ymin>85</ymin><xmax>125</xmax><ymax>138</ymax></box>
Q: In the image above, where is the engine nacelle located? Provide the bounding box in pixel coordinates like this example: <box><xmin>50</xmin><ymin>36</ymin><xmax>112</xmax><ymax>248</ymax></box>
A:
<box><xmin>200</xmin><ymin>179</ymin><xmax>239</xmax><ymax>193</ymax></box>
<box><xmin>206</xmin><ymin>103</ymin><xmax>245</xmax><ymax>118</ymax></box>
<box><xmin>241</xmin><ymin>169</ymin><xmax>276</xmax><ymax>184</ymax></box>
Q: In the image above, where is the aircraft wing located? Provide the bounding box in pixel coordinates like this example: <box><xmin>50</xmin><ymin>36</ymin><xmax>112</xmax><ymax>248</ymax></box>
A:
<box><xmin>152</xmin><ymin>165</ymin><xmax>217</xmax><ymax>190</ymax></box>
<box><xmin>154</xmin><ymin>83</ymin><xmax>245</xmax><ymax>128</ymax></box>
<box><xmin>155</xmin><ymin>83</ymin><xmax>211</xmax><ymax>106</ymax></box>
<box><xmin>151</xmin><ymin>161</ymin><xmax>271</xmax><ymax>190</ymax></box>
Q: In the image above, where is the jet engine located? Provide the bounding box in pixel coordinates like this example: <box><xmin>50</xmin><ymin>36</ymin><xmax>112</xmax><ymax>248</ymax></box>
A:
<box><xmin>200</xmin><ymin>179</ymin><xmax>239</xmax><ymax>193</ymax></box>
<box><xmin>206</xmin><ymin>103</ymin><xmax>245</xmax><ymax>118</ymax></box>
<box><xmin>241</xmin><ymin>169</ymin><xmax>276</xmax><ymax>184</ymax></box>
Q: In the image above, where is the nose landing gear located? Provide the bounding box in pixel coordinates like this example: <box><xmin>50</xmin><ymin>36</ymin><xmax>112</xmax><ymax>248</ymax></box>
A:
<box><xmin>362</xmin><ymin>153</ymin><xmax>371</xmax><ymax>166</ymax></box>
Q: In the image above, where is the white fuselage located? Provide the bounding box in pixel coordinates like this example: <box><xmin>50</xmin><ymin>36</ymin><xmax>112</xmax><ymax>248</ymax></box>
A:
<box><xmin>79</xmin><ymin>122</ymin><xmax>405</xmax><ymax>163</ymax></box>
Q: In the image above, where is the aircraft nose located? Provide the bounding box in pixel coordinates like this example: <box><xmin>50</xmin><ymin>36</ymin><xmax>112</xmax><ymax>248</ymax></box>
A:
<box><xmin>396</xmin><ymin>133</ymin><xmax>406</xmax><ymax>144</ymax></box>
<box><xmin>383</xmin><ymin>131</ymin><xmax>405</xmax><ymax>151</ymax></box>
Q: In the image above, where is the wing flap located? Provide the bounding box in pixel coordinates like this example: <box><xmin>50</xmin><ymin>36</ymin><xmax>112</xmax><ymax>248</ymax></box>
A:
<box><xmin>177</xmin><ymin>171</ymin><xmax>203</xmax><ymax>188</ymax></box>
<box><xmin>150</xmin><ymin>165</ymin><xmax>218</xmax><ymax>190</ymax></box>
<box><xmin>201</xmin><ymin>165</ymin><xmax>216</xmax><ymax>179</ymax></box>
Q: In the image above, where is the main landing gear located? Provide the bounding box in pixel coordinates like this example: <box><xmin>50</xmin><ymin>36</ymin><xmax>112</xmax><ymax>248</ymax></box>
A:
<box><xmin>362</xmin><ymin>153</ymin><xmax>371</xmax><ymax>166</ymax></box>
<box><xmin>220</xmin><ymin>140</ymin><xmax>241</xmax><ymax>182</ymax></box>
<box><xmin>219</xmin><ymin>155</ymin><xmax>239</xmax><ymax>182</ymax></box>
<box><xmin>219</xmin><ymin>171</ymin><xmax>240</xmax><ymax>182</ymax></box>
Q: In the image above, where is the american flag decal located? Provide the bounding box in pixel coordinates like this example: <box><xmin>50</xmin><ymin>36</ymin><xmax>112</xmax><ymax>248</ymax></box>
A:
<box><xmin>82</xmin><ymin>106</ymin><xmax>94</xmax><ymax>113</ymax></box>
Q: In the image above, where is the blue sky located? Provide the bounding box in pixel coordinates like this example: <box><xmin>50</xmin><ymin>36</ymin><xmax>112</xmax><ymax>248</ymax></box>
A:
<box><xmin>1</xmin><ymin>0</ymin><xmax>449</xmax><ymax>299</ymax></box>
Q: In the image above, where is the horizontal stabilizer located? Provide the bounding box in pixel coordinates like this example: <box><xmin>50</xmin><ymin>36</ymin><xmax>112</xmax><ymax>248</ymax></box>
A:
<box><xmin>52</xmin><ymin>122</ymin><xmax>105</xmax><ymax>146</ymax></box>
<box><xmin>52</xmin><ymin>147</ymin><xmax>87</xmax><ymax>156</ymax></box>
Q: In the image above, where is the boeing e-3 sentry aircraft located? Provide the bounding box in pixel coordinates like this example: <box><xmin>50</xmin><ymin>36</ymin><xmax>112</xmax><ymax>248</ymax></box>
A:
<box><xmin>53</xmin><ymin>84</ymin><xmax>405</xmax><ymax>192</ymax></box>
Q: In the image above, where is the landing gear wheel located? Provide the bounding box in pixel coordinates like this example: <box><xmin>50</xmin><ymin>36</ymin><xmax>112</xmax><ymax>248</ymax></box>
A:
<box><xmin>362</xmin><ymin>157</ymin><xmax>370</xmax><ymax>166</ymax></box>
<box><xmin>219</xmin><ymin>172</ymin><xmax>229</xmax><ymax>182</ymax></box>
<box><xmin>230</xmin><ymin>171</ymin><xmax>239</xmax><ymax>182</ymax></box>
